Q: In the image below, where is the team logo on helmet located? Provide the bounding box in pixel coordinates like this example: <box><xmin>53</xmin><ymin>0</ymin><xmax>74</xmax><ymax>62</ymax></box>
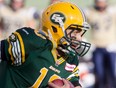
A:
<box><xmin>50</xmin><ymin>12</ymin><xmax>65</xmax><ymax>25</ymax></box>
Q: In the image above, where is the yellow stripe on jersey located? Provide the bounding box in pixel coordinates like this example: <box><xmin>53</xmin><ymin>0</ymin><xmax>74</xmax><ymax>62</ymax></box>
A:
<box><xmin>8</xmin><ymin>32</ymin><xmax>25</xmax><ymax>65</ymax></box>
<box><xmin>8</xmin><ymin>39</ymin><xmax>14</xmax><ymax>64</ymax></box>
<box><xmin>73</xmin><ymin>66</ymin><xmax>79</xmax><ymax>73</ymax></box>
<box><xmin>51</xmin><ymin>48</ymin><xmax>65</xmax><ymax>65</ymax></box>
<box><xmin>67</xmin><ymin>66</ymin><xmax>79</xmax><ymax>80</ymax></box>
<box><xmin>73</xmin><ymin>66</ymin><xmax>79</xmax><ymax>77</ymax></box>
<box><xmin>14</xmin><ymin>32</ymin><xmax>25</xmax><ymax>63</ymax></box>
<box><xmin>34</xmin><ymin>30</ymin><xmax>46</xmax><ymax>39</ymax></box>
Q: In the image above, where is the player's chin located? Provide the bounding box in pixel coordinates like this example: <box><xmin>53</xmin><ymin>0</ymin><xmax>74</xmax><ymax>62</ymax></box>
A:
<box><xmin>70</xmin><ymin>43</ymin><xmax>80</xmax><ymax>49</ymax></box>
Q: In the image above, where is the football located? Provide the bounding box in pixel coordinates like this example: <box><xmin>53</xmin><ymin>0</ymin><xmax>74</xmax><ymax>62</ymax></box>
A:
<box><xmin>48</xmin><ymin>79</ymin><xmax>64</xmax><ymax>88</ymax></box>
<box><xmin>48</xmin><ymin>79</ymin><xmax>74</xmax><ymax>88</ymax></box>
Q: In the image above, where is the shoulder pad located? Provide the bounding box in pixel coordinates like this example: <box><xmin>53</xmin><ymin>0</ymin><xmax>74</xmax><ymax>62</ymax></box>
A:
<box><xmin>16</xmin><ymin>27</ymin><xmax>34</xmax><ymax>35</ymax></box>
<box><xmin>16</xmin><ymin>27</ymin><xmax>47</xmax><ymax>40</ymax></box>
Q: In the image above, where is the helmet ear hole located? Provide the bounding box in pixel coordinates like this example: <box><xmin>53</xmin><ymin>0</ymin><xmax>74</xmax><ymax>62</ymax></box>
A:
<box><xmin>52</xmin><ymin>26</ymin><xmax>57</xmax><ymax>33</ymax></box>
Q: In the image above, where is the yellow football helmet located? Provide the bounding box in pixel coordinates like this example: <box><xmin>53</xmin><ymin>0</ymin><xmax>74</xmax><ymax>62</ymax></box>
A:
<box><xmin>41</xmin><ymin>1</ymin><xmax>91</xmax><ymax>56</ymax></box>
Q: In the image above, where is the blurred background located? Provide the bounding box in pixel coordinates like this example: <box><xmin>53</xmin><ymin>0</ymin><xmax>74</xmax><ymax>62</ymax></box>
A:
<box><xmin>0</xmin><ymin>0</ymin><xmax>116</xmax><ymax>88</ymax></box>
<box><xmin>25</xmin><ymin>0</ymin><xmax>116</xmax><ymax>10</ymax></box>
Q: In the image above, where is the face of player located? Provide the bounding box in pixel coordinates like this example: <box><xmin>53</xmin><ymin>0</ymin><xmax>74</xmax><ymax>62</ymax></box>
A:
<box><xmin>66</xmin><ymin>28</ymin><xmax>83</xmax><ymax>42</ymax></box>
<box><xmin>65</xmin><ymin>27</ymin><xmax>85</xmax><ymax>49</ymax></box>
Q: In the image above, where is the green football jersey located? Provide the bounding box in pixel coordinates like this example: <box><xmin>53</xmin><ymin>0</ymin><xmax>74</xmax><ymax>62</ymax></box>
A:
<box><xmin>1</xmin><ymin>27</ymin><xmax>80</xmax><ymax>88</ymax></box>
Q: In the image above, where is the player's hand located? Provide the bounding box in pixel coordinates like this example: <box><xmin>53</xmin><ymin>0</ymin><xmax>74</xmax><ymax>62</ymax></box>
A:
<box><xmin>48</xmin><ymin>78</ymin><xmax>74</xmax><ymax>88</ymax></box>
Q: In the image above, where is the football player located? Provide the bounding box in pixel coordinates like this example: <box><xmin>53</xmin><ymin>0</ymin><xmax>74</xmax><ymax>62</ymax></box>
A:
<box><xmin>0</xmin><ymin>1</ymin><xmax>91</xmax><ymax>88</ymax></box>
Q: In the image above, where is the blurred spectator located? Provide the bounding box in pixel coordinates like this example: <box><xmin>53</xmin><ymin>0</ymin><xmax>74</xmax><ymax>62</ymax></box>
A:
<box><xmin>27</xmin><ymin>6</ymin><xmax>40</xmax><ymax>30</ymax></box>
<box><xmin>0</xmin><ymin>0</ymin><xmax>36</xmax><ymax>40</ymax></box>
<box><xmin>85</xmin><ymin>0</ymin><xmax>116</xmax><ymax>88</ymax></box>
<box><xmin>0</xmin><ymin>0</ymin><xmax>6</xmax><ymax>39</ymax></box>
<box><xmin>0</xmin><ymin>0</ymin><xmax>5</xmax><ymax>6</ymax></box>
<box><xmin>79</xmin><ymin>62</ymin><xmax>95</xmax><ymax>88</ymax></box>
<box><xmin>49</xmin><ymin>0</ymin><xmax>60</xmax><ymax>4</ymax></box>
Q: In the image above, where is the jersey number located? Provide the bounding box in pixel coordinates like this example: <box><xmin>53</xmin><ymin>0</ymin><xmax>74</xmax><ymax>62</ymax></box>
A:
<box><xmin>32</xmin><ymin>67</ymin><xmax>60</xmax><ymax>88</ymax></box>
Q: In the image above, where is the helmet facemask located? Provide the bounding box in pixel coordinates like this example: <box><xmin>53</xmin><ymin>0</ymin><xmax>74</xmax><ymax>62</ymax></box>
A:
<box><xmin>59</xmin><ymin>24</ymin><xmax>91</xmax><ymax>57</ymax></box>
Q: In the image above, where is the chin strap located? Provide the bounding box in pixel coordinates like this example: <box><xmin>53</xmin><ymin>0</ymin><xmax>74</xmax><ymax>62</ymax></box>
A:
<box><xmin>57</xmin><ymin>44</ymin><xmax>76</xmax><ymax>58</ymax></box>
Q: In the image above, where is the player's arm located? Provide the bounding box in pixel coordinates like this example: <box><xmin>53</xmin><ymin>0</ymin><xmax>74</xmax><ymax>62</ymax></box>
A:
<box><xmin>1</xmin><ymin>27</ymin><xmax>47</xmax><ymax>66</ymax></box>
<box><xmin>0</xmin><ymin>29</ymin><xmax>27</xmax><ymax>66</ymax></box>
<box><xmin>1</xmin><ymin>27</ymin><xmax>33</xmax><ymax>65</ymax></box>
<box><xmin>1</xmin><ymin>28</ymin><xmax>28</xmax><ymax>66</ymax></box>
<box><xmin>0</xmin><ymin>32</ymin><xmax>25</xmax><ymax>66</ymax></box>
<box><xmin>67</xmin><ymin>66</ymin><xmax>82</xmax><ymax>87</ymax></box>
<box><xmin>1</xmin><ymin>39</ymin><xmax>8</xmax><ymax>62</ymax></box>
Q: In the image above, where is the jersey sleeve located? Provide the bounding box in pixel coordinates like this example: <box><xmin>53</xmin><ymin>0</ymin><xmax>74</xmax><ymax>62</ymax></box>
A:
<box><xmin>66</xmin><ymin>56</ymin><xmax>81</xmax><ymax>87</ymax></box>
<box><xmin>1</xmin><ymin>27</ymin><xmax>48</xmax><ymax>66</ymax></box>
<box><xmin>67</xmin><ymin>66</ymin><xmax>81</xmax><ymax>87</ymax></box>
